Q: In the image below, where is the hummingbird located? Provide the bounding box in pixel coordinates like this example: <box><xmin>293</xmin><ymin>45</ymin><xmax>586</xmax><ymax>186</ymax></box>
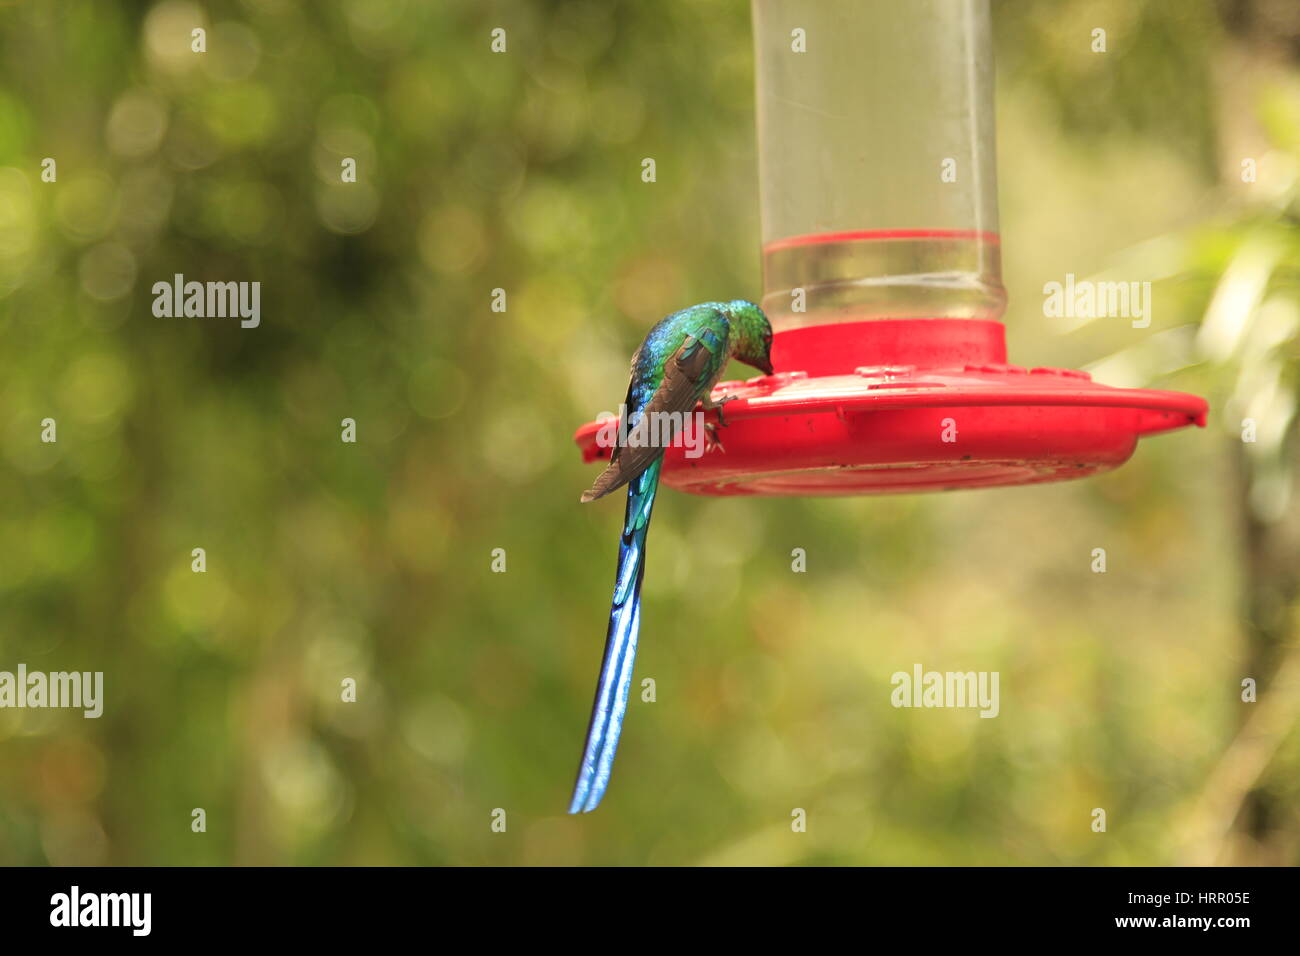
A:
<box><xmin>570</xmin><ymin>300</ymin><xmax>774</xmax><ymax>813</ymax></box>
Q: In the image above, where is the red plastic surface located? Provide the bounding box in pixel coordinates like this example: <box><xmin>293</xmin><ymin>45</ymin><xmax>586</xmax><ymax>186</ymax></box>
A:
<box><xmin>574</xmin><ymin>319</ymin><xmax>1208</xmax><ymax>497</ymax></box>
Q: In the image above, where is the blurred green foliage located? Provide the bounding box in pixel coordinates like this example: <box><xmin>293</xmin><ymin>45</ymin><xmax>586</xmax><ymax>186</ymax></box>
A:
<box><xmin>0</xmin><ymin>0</ymin><xmax>1297</xmax><ymax>865</ymax></box>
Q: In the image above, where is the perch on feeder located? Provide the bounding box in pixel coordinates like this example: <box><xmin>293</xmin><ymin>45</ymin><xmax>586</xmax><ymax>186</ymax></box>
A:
<box><xmin>575</xmin><ymin>0</ymin><xmax>1206</xmax><ymax>495</ymax></box>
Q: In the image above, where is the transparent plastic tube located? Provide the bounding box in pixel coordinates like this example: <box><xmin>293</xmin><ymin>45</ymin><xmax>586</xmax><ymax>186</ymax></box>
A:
<box><xmin>753</xmin><ymin>0</ymin><xmax>1006</xmax><ymax>329</ymax></box>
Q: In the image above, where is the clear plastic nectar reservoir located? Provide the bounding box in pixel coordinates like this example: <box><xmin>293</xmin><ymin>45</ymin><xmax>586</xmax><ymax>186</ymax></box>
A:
<box><xmin>753</xmin><ymin>0</ymin><xmax>1005</xmax><ymax>328</ymax></box>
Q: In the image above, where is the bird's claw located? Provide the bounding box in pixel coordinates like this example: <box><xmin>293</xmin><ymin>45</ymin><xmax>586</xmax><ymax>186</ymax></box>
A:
<box><xmin>703</xmin><ymin>393</ymin><xmax>740</xmax><ymax>428</ymax></box>
<box><xmin>704</xmin><ymin>421</ymin><xmax>726</xmax><ymax>454</ymax></box>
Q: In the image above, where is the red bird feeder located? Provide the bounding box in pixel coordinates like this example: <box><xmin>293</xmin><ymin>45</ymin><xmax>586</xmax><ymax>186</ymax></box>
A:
<box><xmin>575</xmin><ymin>1</ymin><xmax>1206</xmax><ymax>495</ymax></box>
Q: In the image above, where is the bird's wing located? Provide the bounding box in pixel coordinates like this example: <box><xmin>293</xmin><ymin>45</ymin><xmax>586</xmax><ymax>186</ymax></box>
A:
<box><xmin>580</xmin><ymin>329</ymin><xmax>721</xmax><ymax>503</ymax></box>
<box><xmin>605</xmin><ymin>343</ymin><xmax>644</xmax><ymax>469</ymax></box>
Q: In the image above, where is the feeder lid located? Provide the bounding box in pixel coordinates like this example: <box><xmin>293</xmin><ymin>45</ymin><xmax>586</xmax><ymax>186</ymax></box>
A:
<box><xmin>574</xmin><ymin>319</ymin><xmax>1208</xmax><ymax>497</ymax></box>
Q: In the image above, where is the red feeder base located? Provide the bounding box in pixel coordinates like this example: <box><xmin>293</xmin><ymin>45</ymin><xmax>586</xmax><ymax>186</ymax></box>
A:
<box><xmin>574</xmin><ymin>319</ymin><xmax>1208</xmax><ymax>497</ymax></box>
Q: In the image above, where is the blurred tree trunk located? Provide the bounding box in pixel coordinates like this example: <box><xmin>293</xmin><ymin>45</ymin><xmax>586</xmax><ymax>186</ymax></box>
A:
<box><xmin>1215</xmin><ymin>0</ymin><xmax>1300</xmax><ymax>865</ymax></box>
<box><xmin>1228</xmin><ymin>433</ymin><xmax>1300</xmax><ymax>863</ymax></box>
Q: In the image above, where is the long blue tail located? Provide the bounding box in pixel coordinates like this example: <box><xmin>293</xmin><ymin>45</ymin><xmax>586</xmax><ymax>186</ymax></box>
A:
<box><xmin>569</xmin><ymin>458</ymin><xmax>663</xmax><ymax>813</ymax></box>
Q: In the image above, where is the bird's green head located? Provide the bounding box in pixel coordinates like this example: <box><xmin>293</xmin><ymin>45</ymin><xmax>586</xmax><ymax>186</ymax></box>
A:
<box><xmin>724</xmin><ymin>300</ymin><xmax>774</xmax><ymax>376</ymax></box>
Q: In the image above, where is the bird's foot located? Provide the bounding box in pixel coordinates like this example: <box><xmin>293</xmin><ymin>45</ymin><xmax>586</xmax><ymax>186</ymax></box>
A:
<box><xmin>701</xmin><ymin>393</ymin><xmax>740</xmax><ymax>427</ymax></box>
<box><xmin>704</xmin><ymin>421</ymin><xmax>726</xmax><ymax>454</ymax></box>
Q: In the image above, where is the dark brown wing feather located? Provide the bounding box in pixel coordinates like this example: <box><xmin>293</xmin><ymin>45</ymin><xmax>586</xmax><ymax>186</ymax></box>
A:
<box><xmin>580</xmin><ymin>335</ymin><xmax>715</xmax><ymax>502</ymax></box>
<box><xmin>605</xmin><ymin>342</ymin><xmax>643</xmax><ymax>470</ymax></box>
